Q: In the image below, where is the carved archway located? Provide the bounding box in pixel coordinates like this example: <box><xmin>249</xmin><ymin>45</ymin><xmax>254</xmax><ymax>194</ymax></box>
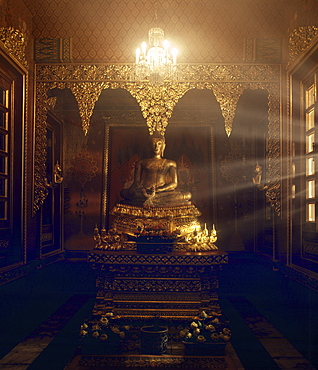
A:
<box><xmin>34</xmin><ymin>64</ymin><xmax>281</xmax><ymax>214</ymax></box>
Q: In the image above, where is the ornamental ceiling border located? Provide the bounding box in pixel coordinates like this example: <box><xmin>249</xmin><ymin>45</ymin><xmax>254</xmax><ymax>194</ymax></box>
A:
<box><xmin>34</xmin><ymin>63</ymin><xmax>281</xmax><ymax>214</ymax></box>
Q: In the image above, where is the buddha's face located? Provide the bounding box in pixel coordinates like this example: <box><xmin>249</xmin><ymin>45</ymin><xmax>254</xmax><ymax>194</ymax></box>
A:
<box><xmin>151</xmin><ymin>138</ymin><xmax>165</xmax><ymax>156</ymax></box>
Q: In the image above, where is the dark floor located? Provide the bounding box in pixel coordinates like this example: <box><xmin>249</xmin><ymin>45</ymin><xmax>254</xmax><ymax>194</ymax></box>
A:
<box><xmin>219</xmin><ymin>255</ymin><xmax>318</xmax><ymax>369</ymax></box>
<box><xmin>0</xmin><ymin>252</ymin><xmax>317</xmax><ymax>369</ymax></box>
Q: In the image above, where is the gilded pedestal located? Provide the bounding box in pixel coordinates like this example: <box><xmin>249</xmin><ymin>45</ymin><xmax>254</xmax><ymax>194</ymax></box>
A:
<box><xmin>111</xmin><ymin>203</ymin><xmax>202</xmax><ymax>237</ymax></box>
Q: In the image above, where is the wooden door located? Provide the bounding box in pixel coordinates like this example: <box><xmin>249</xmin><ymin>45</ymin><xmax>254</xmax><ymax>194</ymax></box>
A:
<box><xmin>39</xmin><ymin>112</ymin><xmax>63</xmax><ymax>257</ymax></box>
<box><xmin>0</xmin><ymin>52</ymin><xmax>25</xmax><ymax>268</ymax></box>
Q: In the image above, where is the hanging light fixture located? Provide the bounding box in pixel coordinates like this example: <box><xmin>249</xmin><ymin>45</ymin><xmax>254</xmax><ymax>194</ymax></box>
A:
<box><xmin>131</xmin><ymin>21</ymin><xmax>179</xmax><ymax>85</ymax></box>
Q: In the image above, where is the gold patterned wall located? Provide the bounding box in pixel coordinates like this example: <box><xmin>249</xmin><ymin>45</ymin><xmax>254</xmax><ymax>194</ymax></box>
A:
<box><xmin>25</xmin><ymin>0</ymin><xmax>297</xmax><ymax>63</ymax></box>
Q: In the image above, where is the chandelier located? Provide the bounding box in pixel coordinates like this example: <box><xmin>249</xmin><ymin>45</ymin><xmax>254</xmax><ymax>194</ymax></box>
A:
<box><xmin>131</xmin><ymin>27</ymin><xmax>179</xmax><ymax>85</ymax></box>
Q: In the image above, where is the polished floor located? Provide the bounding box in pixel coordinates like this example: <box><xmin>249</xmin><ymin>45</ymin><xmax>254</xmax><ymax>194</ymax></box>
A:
<box><xmin>0</xmin><ymin>253</ymin><xmax>317</xmax><ymax>369</ymax></box>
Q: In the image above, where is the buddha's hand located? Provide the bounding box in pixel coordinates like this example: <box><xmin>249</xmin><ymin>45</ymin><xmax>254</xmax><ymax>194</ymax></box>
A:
<box><xmin>155</xmin><ymin>186</ymin><xmax>163</xmax><ymax>193</ymax></box>
<box><xmin>142</xmin><ymin>186</ymin><xmax>156</xmax><ymax>207</ymax></box>
<box><xmin>142</xmin><ymin>186</ymin><xmax>156</xmax><ymax>198</ymax></box>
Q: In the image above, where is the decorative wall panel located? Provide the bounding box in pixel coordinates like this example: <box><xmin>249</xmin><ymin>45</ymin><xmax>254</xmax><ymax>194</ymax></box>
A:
<box><xmin>34</xmin><ymin>38</ymin><xmax>72</xmax><ymax>63</ymax></box>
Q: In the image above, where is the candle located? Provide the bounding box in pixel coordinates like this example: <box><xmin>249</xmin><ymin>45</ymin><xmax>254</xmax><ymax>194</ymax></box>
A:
<box><xmin>101</xmin><ymin>227</ymin><xmax>106</xmax><ymax>238</ymax></box>
<box><xmin>212</xmin><ymin>224</ymin><xmax>216</xmax><ymax>236</ymax></box>
<box><xmin>203</xmin><ymin>223</ymin><xmax>208</xmax><ymax>236</ymax></box>
<box><xmin>163</xmin><ymin>40</ymin><xmax>170</xmax><ymax>58</ymax></box>
<box><xmin>136</xmin><ymin>48</ymin><xmax>140</xmax><ymax>63</ymax></box>
<box><xmin>94</xmin><ymin>224</ymin><xmax>99</xmax><ymax>236</ymax></box>
<box><xmin>172</xmin><ymin>48</ymin><xmax>178</xmax><ymax>64</ymax></box>
<box><xmin>141</xmin><ymin>42</ymin><xmax>147</xmax><ymax>58</ymax></box>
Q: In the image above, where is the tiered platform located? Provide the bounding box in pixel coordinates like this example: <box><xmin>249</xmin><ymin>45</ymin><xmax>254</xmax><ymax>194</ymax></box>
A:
<box><xmin>88</xmin><ymin>249</ymin><xmax>228</xmax><ymax>320</ymax></box>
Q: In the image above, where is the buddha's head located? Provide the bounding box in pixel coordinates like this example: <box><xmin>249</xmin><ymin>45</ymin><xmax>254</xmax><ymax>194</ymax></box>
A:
<box><xmin>150</xmin><ymin>131</ymin><xmax>166</xmax><ymax>157</ymax></box>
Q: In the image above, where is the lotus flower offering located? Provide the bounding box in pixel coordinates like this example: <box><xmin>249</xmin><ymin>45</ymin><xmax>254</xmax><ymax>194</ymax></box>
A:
<box><xmin>180</xmin><ymin>310</ymin><xmax>231</xmax><ymax>355</ymax></box>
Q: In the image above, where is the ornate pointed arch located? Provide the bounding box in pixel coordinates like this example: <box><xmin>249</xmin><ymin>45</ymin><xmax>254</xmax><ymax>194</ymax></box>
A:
<box><xmin>35</xmin><ymin>63</ymin><xmax>281</xmax><ymax>214</ymax></box>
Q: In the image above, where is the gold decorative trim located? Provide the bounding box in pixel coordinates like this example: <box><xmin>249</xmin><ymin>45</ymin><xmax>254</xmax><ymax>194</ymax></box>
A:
<box><xmin>101</xmin><ymin>124</ymin><xmax>110</xmax><ymax>228</ymax></box>
<box><xmin>303</xmin><ymin>241</ymin><xmax>318</xmax><ymax>256</ymax></box>
<box><xmin>111</xmin><ymin>203</ymin><xmax>201</xmax><ymax>219</ymax></box>
<box><xmin>265</xmin><ymin>83</ymin><xmax>281</xmax><ymax>216</ymax></box>
<box><xmin>88</xmin><ymin>251</ymin><xmax>229</xmax><ymax>265</ymax></box>
<box><xmin>112</xmin><ymin>278</ymin><xmax>202</xmax><ymax>292</ymax></box>
<box><xmin>126</xmin><ymin>82</ymin><xmax>191</xmax><ymax>135</ymax></box>
<box><xmin>33</xmin><ymin>83</ymin><xmax>50</xmax><ymax>213</ymax></box>
<box><xmin>289</xmin><ymin>26</ymin><xmax>318</xmax><ymax>65</ymax></box>
<box><xmin>69</xmin><ymin>82</ymin><xmax>108</xmax><ymax>135</ymax></box>
<box><xmin>0</xmin><ymin>239</ymin><xmax>10</xmax><ymax>249</ymax></box>
<box><xmin>74</xmin><ymin>355</ymin><xmax>229</xmax><ymax>367</ymax></box>
<box><xmin>34</xmin><ymin>37</ymin><xmax>72</xmax><ymax>63</ymax></box>
<box><xmin>36</xmin><ymin>64</ymin><xmax>280</xmax><ymax>136</ymax></box>
<box><xmin>0</xmin><ymin>27</ymin><xmax>27</xmax><ymax>67</ymax></box>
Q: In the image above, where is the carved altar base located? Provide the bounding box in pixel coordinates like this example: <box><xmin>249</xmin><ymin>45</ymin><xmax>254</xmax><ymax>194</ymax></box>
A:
<box><xmin>94</xmin><ymin>204</ymin><xmax>218</xmax><ymax>252</ymax></box>
<box><xmin>88</xmin><ymin>249</ymin><xmax>228</xmax><ymax>320</ymax></box>
<box><xmin>111</xmin><ymin>203</ymin><xmax>202</xmax><ymax>236</ymax></box>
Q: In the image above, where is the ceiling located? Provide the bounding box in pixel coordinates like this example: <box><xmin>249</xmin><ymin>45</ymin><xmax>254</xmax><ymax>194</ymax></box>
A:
<box><xmin>19</xmin><ymin>0</ymin><xmax>318</xmax><ymax>64</ymax></box>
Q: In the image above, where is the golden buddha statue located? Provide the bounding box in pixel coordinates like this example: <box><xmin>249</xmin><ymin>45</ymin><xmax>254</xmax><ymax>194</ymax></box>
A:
<box><xmin>120</xmin><ymin>132</ymin><xmax>192</xmax><ymax>207</ymax></box>
<box><xmin>106</xmin><ymin>131</ymin><xmax>218</xmax><ymax>251</ymax></box>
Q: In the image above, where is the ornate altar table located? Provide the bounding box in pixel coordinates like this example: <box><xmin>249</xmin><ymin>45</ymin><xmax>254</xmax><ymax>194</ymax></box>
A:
<box><xmin>87</xmin><ymin>249</ymin><xmax>228</xmax><ymax>320</ymax></box>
